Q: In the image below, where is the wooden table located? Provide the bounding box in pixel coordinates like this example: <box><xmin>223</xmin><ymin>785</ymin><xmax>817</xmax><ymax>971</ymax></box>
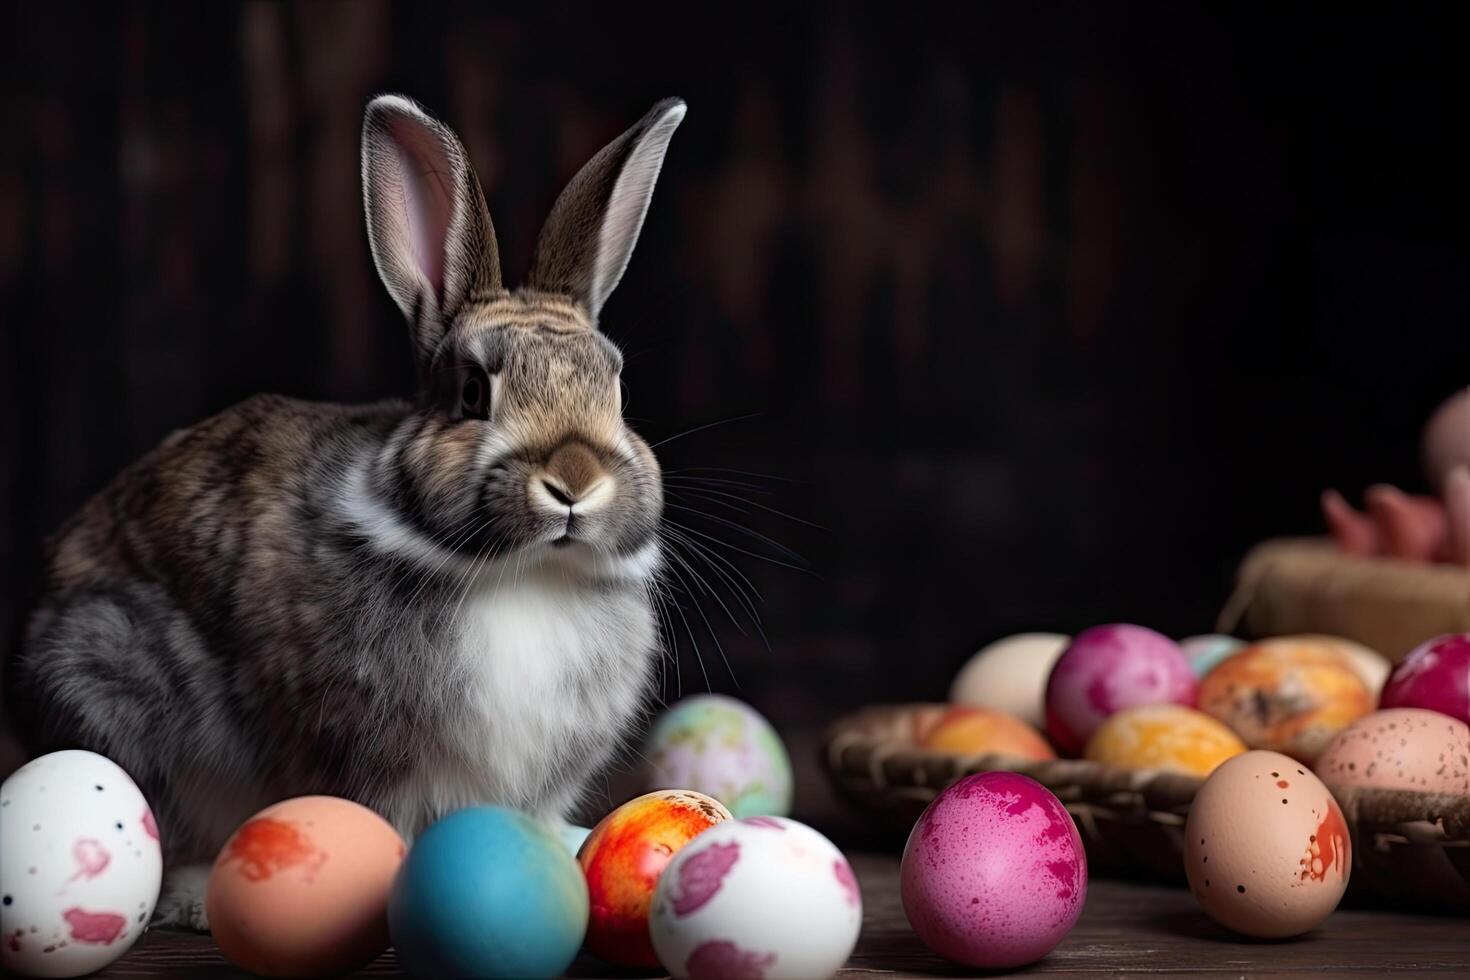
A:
<box><xmin>93</xmin><ymin>853</ymin><xmax>1467</xmax><ymax>978</ymax></box>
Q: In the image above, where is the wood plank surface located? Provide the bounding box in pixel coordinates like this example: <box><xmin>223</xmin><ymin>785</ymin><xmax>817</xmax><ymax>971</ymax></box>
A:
<box><xmin>91</xmin><ymin>853</ymin><xmax>1468</xmax><ymax>979</ymax></box>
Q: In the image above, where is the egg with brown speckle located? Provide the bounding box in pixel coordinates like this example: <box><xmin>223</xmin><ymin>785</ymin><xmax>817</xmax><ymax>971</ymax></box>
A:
<box><xmin>1314</xmin><ymin>708</ymin><xmax>1470</xmax><ymax>795</ymax></box>
<box><xmin>1184</xmin><ymin>750</ymin><xmax>1350</xmax><ymax>938</ymax></box>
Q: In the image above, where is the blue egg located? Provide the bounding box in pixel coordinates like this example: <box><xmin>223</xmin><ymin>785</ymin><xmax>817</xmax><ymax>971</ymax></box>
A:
<box><xmin>389</xmin><ymin>806</ymin><xmax>588</xmax><ymax>979</ymax></box>
<box><xmin>1180</xmin><ymin>634</ymin><xmax>1247</xmax><ymax>678</ymax></box>
<box><xmin>556</xmin><ymin>822</ymin><xmax>592</xmax><ymax>856</ymax></box>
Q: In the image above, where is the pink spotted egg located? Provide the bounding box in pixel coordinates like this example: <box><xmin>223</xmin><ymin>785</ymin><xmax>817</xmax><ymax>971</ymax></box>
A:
<box><xmin>901</xmin><ymin>772</ymin><xmax>1087</xmax><ymax>969</ymax></box>
<box><xmin>1</xmin><ymin>750</ymin><xmax>163</xmax><ymax>978</ymax></box>
<box><xmin>648</xmin><ymin>816</ymin><xmax>861</xmax><ymax>980</ymax></box>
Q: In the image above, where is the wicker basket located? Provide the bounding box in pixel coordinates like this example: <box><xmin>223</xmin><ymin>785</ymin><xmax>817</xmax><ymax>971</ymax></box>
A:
<box><xmin>823</xmin><ymin>703</ymin><xmax>1470</xmax><ymax>911</ymax></box>
<box><xmin>1221</xmin><ymin>537</ymin><xmax>1470</xmax><ymax>661</ymax></box>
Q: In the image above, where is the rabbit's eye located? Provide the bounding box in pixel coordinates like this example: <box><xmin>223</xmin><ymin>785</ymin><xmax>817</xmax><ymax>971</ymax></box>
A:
<box><xmin>460</xmin><ymin>366</ymin><xmax>491</xmax><ymax>420</ymax></box>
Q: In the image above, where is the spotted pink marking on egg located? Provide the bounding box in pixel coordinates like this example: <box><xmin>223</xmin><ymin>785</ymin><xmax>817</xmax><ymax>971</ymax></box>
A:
<box><xmin>834</xmin><ymin>859</ymin><xmax>860</xmax><ymax>906</ymax></box>
<box><xmin>62</xmin><ymin>908</ymin><xmax>127</xmax><ymax>945</ymax></box>
<box><xmin>672</xmin><ymin>841</ymin><xmax>741</xmax><ymax>916</ymax></box>
<box><xmin>64</xmin><ymin>838</ymin><xmax>111</xmax><ymax>887</ymax></box>
<box><xmin>141</xmin><ymin>807</ymin><xmax>159</xmax><ymax>842</ymax></box>
<box><xmin>685</xmin><ymin>940</ymin><xmax>776</xmax><ymax>979</ymax></box>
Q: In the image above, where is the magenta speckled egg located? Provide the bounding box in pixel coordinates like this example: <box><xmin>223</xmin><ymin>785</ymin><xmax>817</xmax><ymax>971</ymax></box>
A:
<box><xmin>1379</xmin><ymin>633</ymin><xmax>1470</xmax><ymax>725</ymax></box>
<box><xmin>1044</xmin><ymin>624</ymin><xmax>1197</xmax><ymax>754</ymax></box>
<box><xmin>900</xmin><ymin>772</ymin><xmax>1087</xmax><ymax>969</ymax></box>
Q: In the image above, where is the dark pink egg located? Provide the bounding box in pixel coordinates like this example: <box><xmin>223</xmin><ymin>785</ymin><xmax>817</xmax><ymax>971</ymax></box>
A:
<box><xmin>900</xmin><ymin>772</ymin><xmax>1087</xmax><ymax>969</ymax></box>
<box><xmin>1044</xmin><ymin>624</ymin><xmax>1197</xmax><ymax>754</ymax></box>
<box><xmin>1379</xmin><ymin>633</ymin><xmax>1470</xmax><ymax>724</ymax></box>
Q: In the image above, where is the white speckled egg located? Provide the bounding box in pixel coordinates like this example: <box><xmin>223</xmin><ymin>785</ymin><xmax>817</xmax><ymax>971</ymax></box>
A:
<box><xmin>1</xmin><ymin>751</ymin><xmax>163</xmax><ymax>977</ymax></box>
<box><xmin>1184</xmin><ymin>750</ymin><xmax>1349</xmax><ymax>938</ymax></box>
<box><xmin>649</xmin><ymin>816</ymin><xmax>861</xmax><ymax>979</ymax></box>
<box><xmin>949</xmin><ymin>633</ymin><xmax>1069</xmax><ymax>729</ymax></box>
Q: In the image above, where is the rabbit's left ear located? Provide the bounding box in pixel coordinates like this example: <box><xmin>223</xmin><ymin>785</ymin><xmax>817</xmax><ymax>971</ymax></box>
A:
<box><xmin>527</xmin><ymin>98</ymin><xmax>686</xmax><ymax>319</ymax></box>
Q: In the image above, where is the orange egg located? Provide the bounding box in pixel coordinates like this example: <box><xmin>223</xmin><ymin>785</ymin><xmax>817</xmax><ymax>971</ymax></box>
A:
<box><xmin>919</xmin><ymin>706</ymin><xmax>1057</xmax><ymax>761</ymax></box>
<box><xmin>1084</xmin><ymin>704</ymin><xmax>1246</xmax><ymax>776</ymax></box>
<box><xmin>206</xmin><ymin>796</ymin><xmax>406</xmax><ymax>977</ymax></box>
<box><xmin>1198</xmin><ymin>638</ymin><xmax>1371</xmax><ymax>763</ymax></box>
<box><xmin>578</xmin><ymin>790</ymin><xmax>732</xmax><ymax>966</ymax></box>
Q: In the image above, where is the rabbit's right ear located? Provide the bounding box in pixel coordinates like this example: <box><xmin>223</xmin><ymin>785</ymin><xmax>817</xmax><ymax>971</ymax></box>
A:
<box><xmin>362</xmin><ymin>95</ymin><xmax>502</xmax><ymax>364</ymax></box>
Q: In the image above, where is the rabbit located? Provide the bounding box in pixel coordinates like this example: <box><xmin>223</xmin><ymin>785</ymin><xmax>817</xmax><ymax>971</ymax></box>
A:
<box><xmin>6</xmin><ymin>93</ymin><xmax>687</xmax><ymax>930</ymax></box>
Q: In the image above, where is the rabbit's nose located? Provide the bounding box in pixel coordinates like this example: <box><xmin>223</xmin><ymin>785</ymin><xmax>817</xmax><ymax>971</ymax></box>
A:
<box><xmin>531</xmin><ymin>442</ymin><xmax>614</xmax><ymax>513</ymax></box>
<box><xmin>541</xmin><ymin>478</ymin><xmax>577</xmax><ymax>507</ymax></box>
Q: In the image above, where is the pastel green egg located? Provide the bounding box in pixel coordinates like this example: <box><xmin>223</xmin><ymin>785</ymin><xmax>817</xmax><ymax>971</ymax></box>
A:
<box><xmin>638</xmin><ymin>694</ymin><xmax>793</xmax><ymax>817</ymax></box>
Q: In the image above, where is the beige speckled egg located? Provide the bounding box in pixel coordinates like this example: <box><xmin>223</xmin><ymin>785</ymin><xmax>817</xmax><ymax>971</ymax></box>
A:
<box><xmin>949</xmin><ymin>633</ymin><xmax>1069</xmax><ymax>729</ymax></box>
<box><xmin>1184</xmin><ymin>750</ymin><xmax>1350</xmax><ymax>938</ymax></box>
<box><xmin>1315</xmin><ymin>708</ymin><xmax>1470</xmax><ymax>794</ymax></box>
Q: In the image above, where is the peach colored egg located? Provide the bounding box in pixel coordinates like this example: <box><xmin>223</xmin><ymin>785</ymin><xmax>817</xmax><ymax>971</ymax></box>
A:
<box><xmin>1314</xmin><ymin>708</ymin><xmax>1470</xmax><ymax>794</ymax></box>
<box><xmin>1084</xmin><ymin>705</ymin><xmax>1246</xmax><ymax>777</ymax></box>
<box><xmin>1184</xmin><ymin>751</ymin><xmax>1350</xmax><ymax>938</ymax></box>
<box><xmin>919</xmin><ymin>707</ymin><xmax>1057</xmax><ymax>762</ymax></box>
<box><xmin>206</xmin><ymin>796</ymin><xmax>406</xmax><ymax>977</ymax></box>
<box><xmin>1198</xmin><ymin>638</ymin><xmax>1371</xmax><ymax>763</ymax></box>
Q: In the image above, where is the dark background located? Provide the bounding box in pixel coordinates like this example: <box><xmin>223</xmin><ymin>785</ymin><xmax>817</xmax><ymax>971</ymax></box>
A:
<box><xmin>1</xmin><ymin>3</ymin><xmax>1466</xmax><ymax>766</ymax></box>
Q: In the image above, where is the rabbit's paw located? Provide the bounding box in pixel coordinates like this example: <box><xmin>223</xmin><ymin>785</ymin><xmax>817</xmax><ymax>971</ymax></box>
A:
<box><xmin>152</xmin><ymin>863</ymin><xmax>211</xmax><ymax>932</ymax></box>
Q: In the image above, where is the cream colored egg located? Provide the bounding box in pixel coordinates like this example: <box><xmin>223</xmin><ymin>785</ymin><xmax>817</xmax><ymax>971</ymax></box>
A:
<box><xmin>1288</xmin><ymin>634</ymin><xmax>1391</xmax><ymax>698</ymax></box>
<box><xmin>949</xmin><ymin>633</ymin><xmax>1069</xmax><ymax>729</ymax></box>
<box><xmin>1184</xmin><ymin>751</ymin><xmax>1350</xmax><ymax>938</ymax></box>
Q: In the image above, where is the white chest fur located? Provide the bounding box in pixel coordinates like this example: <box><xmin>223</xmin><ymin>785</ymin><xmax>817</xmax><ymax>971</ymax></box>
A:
<box><xmin>383</xmin><ymin>565</ymin><xmax>657</xmax><ymax>833</ymax></box>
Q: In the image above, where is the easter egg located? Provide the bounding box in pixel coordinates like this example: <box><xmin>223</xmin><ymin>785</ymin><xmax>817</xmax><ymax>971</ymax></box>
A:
<box><xmin>1315</xmin><ymin>708</ymin><xmax>1470</xmax><ymax>794</ymax></box>
<box><xmin>0</xmin><ymin>751</ymin><xmax>162</xmax><ymax>978</ymax></box>
<box><xmin>1199</xmin><ymin>638</ymin><xmax>1372</xmax><ymax>762</ymax></box>
<box><xmin>900</xmin><ymin>772</ymin><xmax>1086</xmax><ymax>969</ymax></box>
<box><xmin>557</xmin><ymin>823</ymin><xmax>592</xmax><ymax>856</ymax></box>
<box><xmin>919</xmin><ymin>707</ymin><xmax>1056</xmax><ymax>761</ymax></box>
<box><xmin>639</xmin><ymin>694</ymin><xmax>793</xmax><ymax>818</ymax></box>
<box><xmin>949</xmin><ymin>633</ymin><xmax>1070</xmax><ymax>728</ymax></box>
<box><xmin>390</xmin><ymin>806</ymin><xmax>586</xmax><ymax>979</ymax></box>
<box><xmin>1179</xmin><ymin>634</ymin><xmax>1246</xmax><ymax>678</ymax></box>
<box><xmin>649</xmin><ymin>816</ymin><xmax>861</xmax><ymax>979</ymax></box>
<box><xmin>579</xmin><ymin>790</ymin><xmax>732</xmax><ymax>966</ymax></box>
<box><xmin>1289</xmin><ymin>635</ymin><xmax>1391</xmax><ymax>698</ymax></box>
<box><xmin>1379</xmin><ymin>633</ymin><xmax>1470</xmax><ymax>725</ymax></box>
<box><xmin>1044</xmin><ymin>624</ymin><xmax>1197</xmax><ymax>755</ymax></box>
<box><xmin>207</xmin><ymin>796</ymin><xmax>404</xmax><ymax>976</ymax></box>
<box><xmin>1184</xmin><ymin>750</ymin><xmax>1350</xmax><ymax>938</ymax></box>
<box><xmin>1084</xmin><ymin>704</ymin><xmax>1246</xmax><ymax>777</ymax></box>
